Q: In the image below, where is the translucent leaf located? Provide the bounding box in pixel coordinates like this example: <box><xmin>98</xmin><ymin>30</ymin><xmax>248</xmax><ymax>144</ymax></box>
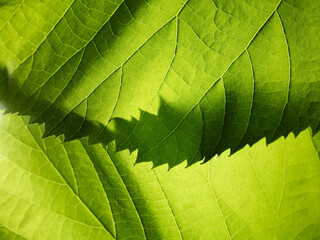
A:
<box><xmin>0</xmin><ymin>0</ymin><xmax>319</xmax><ymax>167</ymax></box>
<box><xmin>0</xmin><ymin>113</ymin><xmax>319</xmax><ymax>239</ymax></box>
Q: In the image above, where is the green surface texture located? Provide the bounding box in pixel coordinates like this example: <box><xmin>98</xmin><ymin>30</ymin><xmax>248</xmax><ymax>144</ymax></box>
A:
<box><xmin>0</xmin><ymin>1</ymin><xmax>320</xmax><ymax>239</ymax></box>
<box><xmin>0</xmin><ymin>0</ymin><xmax>319</xmax><ymax>167</ymax></box>
<box><xmin>0</xmin><ymin>113</ymin><xmax>320</xmax><ymax>239</ymax></box>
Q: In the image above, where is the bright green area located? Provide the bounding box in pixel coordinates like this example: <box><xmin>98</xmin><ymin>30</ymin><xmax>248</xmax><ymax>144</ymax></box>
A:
<box><xmin>0</xmin><ymin>1</ymin><xmax>320</xmax><ymax>239</ymax></box>
<box><xmin>0</xmin><ymin>113</ymin><xmax>319</xmax><ymax>239</ymax></box>
<box><xmin>0</xmin><ymin>0</ymin><xmax>319</xmax><ymax>167</ymax></box>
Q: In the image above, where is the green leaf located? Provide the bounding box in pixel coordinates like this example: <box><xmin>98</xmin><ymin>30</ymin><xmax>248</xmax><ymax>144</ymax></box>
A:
<box><xmin>311</xmin><ymin>128</ymin><xmax>320</xmax><ymax>159</ymax></box>
<box><xmin>1</xmin><ymin>112</ymin><xmax>320</xmax><ymax>239</ymax></box>
<box><xmin>0</xmin><ymin>0</ymin><xmax>319</xmax><ymax>167</ymax></box>
<box><xmin>1</xmin><ymin>1</ymin><xmax>320</xmax><ymax>238</ymax></box>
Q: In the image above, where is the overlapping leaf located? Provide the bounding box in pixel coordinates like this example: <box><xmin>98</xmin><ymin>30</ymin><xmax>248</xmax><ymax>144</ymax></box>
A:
<box><xmin>0</xmin><ymin>113</ymin><xmax>320</xmax><ymax>239</ymax></box>
<box><xmin>1</xmin><ymin>0</ymin><xmax>320</xmax><ymax>168</ymax></box>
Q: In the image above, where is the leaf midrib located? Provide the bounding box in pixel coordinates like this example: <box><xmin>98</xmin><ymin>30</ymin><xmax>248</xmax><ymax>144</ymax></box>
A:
<box><xmin>43</xmin><ymin>0</ymin><xmax>189</xmax><ymax>137</ymax></box>
<box><xmin>136</xmin><ymin>0</ymin><xmax>283</xmax><ymax>162</ymax></box>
